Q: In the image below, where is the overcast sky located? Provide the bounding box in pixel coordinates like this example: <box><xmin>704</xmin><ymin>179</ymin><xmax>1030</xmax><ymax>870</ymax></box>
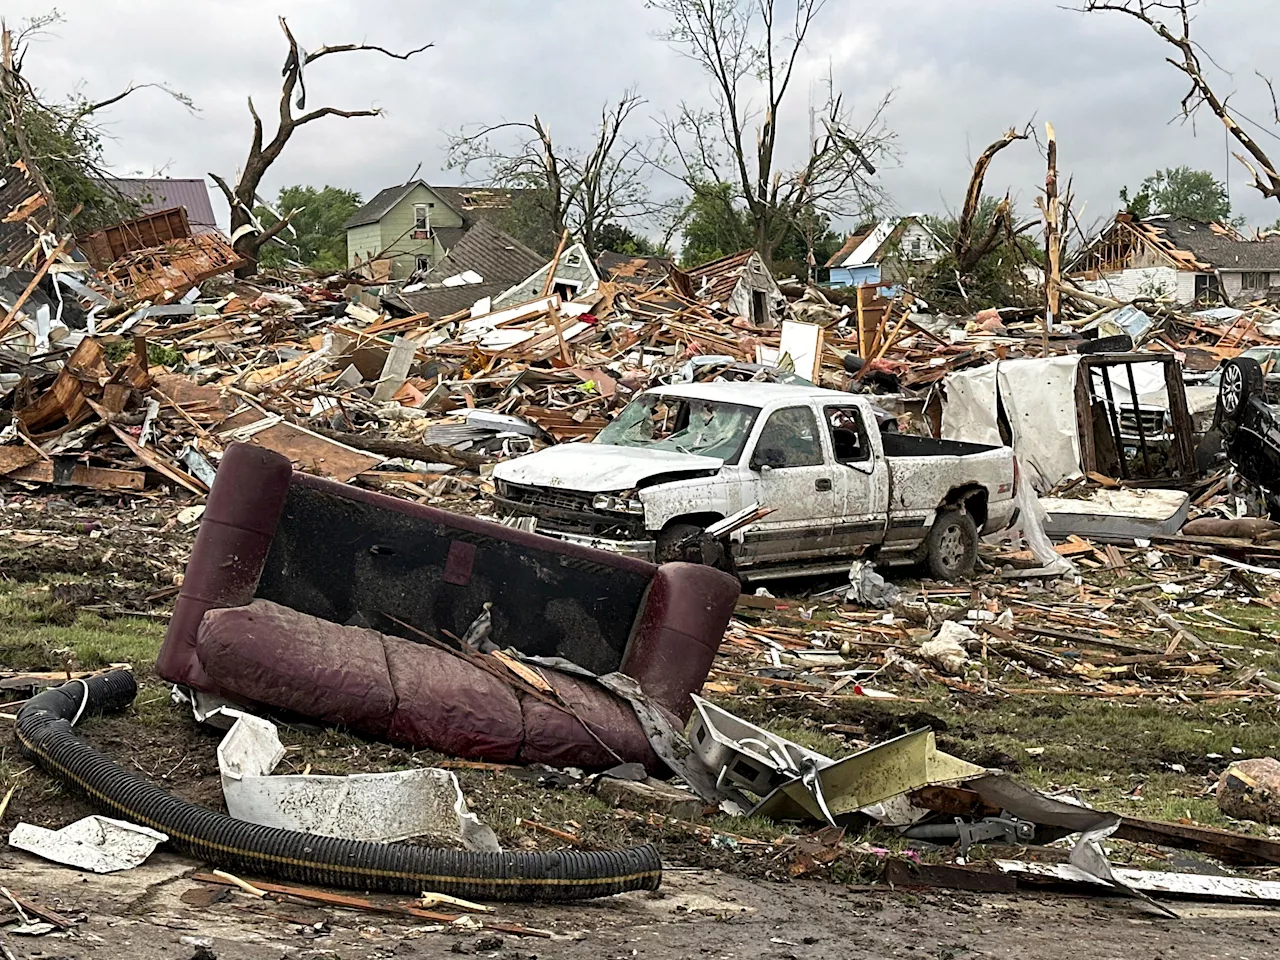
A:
<box><xmin>9</xmin><ymin>0</ymin><xmax>1280</xmax><ymax>236</ymax></box>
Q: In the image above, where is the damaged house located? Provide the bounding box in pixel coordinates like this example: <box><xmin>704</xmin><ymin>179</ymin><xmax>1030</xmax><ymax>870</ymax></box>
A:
<box><xmin>1070</xmin><ymin>213</ymin><xmax>1280</xmax><ymax>305</ymax></box>
<box><xmin>822</xmin><ymin>215</ymin><xmax>943</xmax><ymax>289</ymax></box>
<box><xmin>381</xmin><ymin>219</ymin><xmax>545</xmax><ymax>318</ymax></box>
<box><xmin>343</xmin><ymin>181</ymin><xmax>527</xmax><ymax>280</ymax></box>
<box><xmin>684</xmin><ymin>249</ymin><xmax>784</xmax><ymax>327</ymax></box>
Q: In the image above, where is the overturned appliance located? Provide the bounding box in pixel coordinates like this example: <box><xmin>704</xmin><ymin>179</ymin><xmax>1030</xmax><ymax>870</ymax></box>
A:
<box><xmin>157</xmin><ymin>443</ymin><xmax>741</xmax><ymax>769</ymax></box>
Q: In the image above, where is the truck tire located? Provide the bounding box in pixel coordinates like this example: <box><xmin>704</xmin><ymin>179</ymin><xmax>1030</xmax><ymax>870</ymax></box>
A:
<box><xmin>925</xmin><ymin>509</ymin><xmax>978</xmax><ymax>581</ymax></box>
<box><xmin>656</xmin><ymin>522</ymin><xmax>733</xmax><ymax>574</ymax></box>
<box><xmin>1219</xmin><ymin>358</ymin><xmax>1264</xmax><ymax>423</ymax></box>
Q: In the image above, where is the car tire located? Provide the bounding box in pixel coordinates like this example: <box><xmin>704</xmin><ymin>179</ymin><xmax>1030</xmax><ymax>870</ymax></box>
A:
<box><xmin>925</xmin><ymin>508</ymin><xmax>978</xmax><ymax>582</ymax></box>
<box><xmin>1219</xmin><ymin>358</ymin><xmax>1264</xmax><ymax>423</ymax></box>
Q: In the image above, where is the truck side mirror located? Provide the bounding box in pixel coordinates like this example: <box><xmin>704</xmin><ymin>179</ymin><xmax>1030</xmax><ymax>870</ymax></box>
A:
<box><xmin>751</xmin><ymin>447</ymin><xmax>786</xmax><ymax>471</ymax></box>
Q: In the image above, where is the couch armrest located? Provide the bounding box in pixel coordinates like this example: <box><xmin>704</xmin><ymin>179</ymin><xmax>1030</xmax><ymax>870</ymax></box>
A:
<box><xmin>155</xmin><ymin>443</ymin><xmax>293</xmax><ymax>689</ymax></box>
<box><xmin>619</xmin><ymin>562</ymin><xmax>739</xmax><ymax>721</ymax></box>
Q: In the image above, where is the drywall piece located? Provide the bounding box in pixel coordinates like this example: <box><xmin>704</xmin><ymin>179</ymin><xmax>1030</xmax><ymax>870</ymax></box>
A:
<box><xmin>217</xmin><ymin>712</ymin><xmax>499</xmax><ymax>850</ymax></box>
<box><xmin>778</xmin><ymin>320</ymin><xmax>824</xmax><ymax>382</ymax></box>
<box><xmin>9</xmin><ymin>816</ymin><xmax>167</xmax><ymax>873</ymax></box>
<box><xmin>1041</xmin><ymin>488</ymin><xmax>1190</xmax><ymax>541</ymax></box>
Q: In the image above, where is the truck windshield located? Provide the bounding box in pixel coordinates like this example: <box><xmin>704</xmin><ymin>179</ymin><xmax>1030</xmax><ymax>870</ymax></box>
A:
<box><xmin>595</xmin><ymin>395</ymin><xmax>758</xmax><ymax>463</ymax></box>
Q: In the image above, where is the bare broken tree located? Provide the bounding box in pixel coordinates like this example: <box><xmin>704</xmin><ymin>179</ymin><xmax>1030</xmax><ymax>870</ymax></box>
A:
<box><xmin>952</xmin><ymin>126</ymin><xmax>1031</xmax><ymax>273</ymax></box>
<box><xmin>211</xmin><ymin>18</ymin><xmax>430</xmax><ymax>275</ymax></box>
<box><xmin>651</xmin><ymin>0</ymin><xmax>894</xmax><ymax>267</ymax></box>
<box><xmin>1082</xmin><ymin>0</ymin><xmax>1280</xmax><ymax>205</ymax></box>
<box><xmin>446</xmin><ymin>90</ymin><xmax>660</xmax><ymax>258</ymax></box>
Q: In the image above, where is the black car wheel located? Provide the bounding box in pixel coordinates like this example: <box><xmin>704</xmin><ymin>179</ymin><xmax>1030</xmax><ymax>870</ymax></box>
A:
<box><xmin>1219</xmin><ymin>358</ymin><xmax>1264</xmax><ymax>422</ymax></box>
<box><xmin>925</xmin><ymin>508</ymin><xmax>978</xmax><ymax>582</ymax></box>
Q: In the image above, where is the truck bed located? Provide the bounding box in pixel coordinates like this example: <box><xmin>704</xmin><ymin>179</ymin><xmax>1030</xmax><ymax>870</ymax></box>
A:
<box><xmin>880</xmin><ymin>433</ymin><xmax>999</xmax><ymax>458</ymax></box>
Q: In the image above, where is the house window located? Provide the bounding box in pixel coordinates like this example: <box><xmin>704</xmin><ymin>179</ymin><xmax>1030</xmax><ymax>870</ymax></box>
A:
<box><xmin>415</xmin><ymin>256</ymin><xmax>432</xmax><ymax>272</ymax></box>
<box><xmin>413</xmin><ymin>204</ymin><xmax>429</xmax><ymax>231</ymax></box>
<box><xmin>564</xmin><ymin>251</ymin><xmax>582</xmax><ymax>267</ymax></box>
<box><xmin>1195</xmin><ymin>273</ymin><xmax>1221</xmax><ymax>301</ymax></box>
<box><xmin>1241</xmin><ymin>271</ymin><xmax>1271</xmax><ymax>289</ymax></box>
<box><xmin>910</xmin><ymin>236</ymin><xmax>924</xmax><ymax>258</ymax></box>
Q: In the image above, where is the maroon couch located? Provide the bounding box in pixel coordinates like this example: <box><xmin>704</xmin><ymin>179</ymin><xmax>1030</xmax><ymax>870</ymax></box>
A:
<box><xmin>157</xmin><ymin>443</ymin><xmax>739</xmax><ymax>770</ymax></box>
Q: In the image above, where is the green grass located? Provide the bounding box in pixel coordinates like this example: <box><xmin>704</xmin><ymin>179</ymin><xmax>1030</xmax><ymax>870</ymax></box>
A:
<box><xmin>0</xmin><ymin>579</ymin><xmax>165</xmax><ymax>677</ymax></box>
<box><xmin>3</xmin><ymin>570</ymin><xmax>1278</xmax><ymax>866</ymax></box>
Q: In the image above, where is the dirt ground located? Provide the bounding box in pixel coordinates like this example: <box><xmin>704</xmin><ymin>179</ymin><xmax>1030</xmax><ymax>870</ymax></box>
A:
<box><xmin>4</xmin><ymin>849</ymin><xmax>1280</xmax><ymax>960</ymax></box>
<box><xmin>4</xmin><ymin>489</ymin><xmax>1280</xmax><ymax>957</ymax></box>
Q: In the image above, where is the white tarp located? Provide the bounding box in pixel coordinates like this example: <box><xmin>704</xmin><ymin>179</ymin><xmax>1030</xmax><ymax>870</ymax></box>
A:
<box><xmin>941</xmin><ymin>356</ymin><xmax>1083</xmax><ymax>493</ymax></box>
<box><xmin>217</xmin><ymin>712</ymin><xmax>499</xmax><ymax>850</ymax></box>
<box><xmin>9</xmin><ymin>816</ymin><xmax>167</xmax><ymax>873</ymax></box>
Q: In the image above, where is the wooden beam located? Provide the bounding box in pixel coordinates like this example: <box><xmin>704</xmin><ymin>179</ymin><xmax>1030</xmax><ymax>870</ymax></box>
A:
<box><xmin>4</xmin><ymin>461</ymin><xmax>145</xmax><ymax>492</ymax></box>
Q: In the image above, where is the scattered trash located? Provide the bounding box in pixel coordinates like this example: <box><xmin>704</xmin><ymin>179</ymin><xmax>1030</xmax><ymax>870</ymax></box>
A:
<box><xmin>9</xmin><ymin>815</ymin><xmax>167</xmax><ymax>873</ymax></box>
<box><xmin>217</xmin><ymin>711</ymin><xmax>500</xmax><ymax>850</ymax></box>
<box><xmin>1217</xmin><ymin>757</ymin><xmax>1280</xmax><ymax>824</ymax></box>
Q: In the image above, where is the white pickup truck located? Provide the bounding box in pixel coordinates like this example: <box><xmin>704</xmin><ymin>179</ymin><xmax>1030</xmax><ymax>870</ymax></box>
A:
<box><xmin>492</xmin><ymin>383</ymin><xmax>1020</xmax><ymax>581</ymax></box>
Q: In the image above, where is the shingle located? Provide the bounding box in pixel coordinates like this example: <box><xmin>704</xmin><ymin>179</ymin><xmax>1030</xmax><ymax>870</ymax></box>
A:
<box><xmin>342</xmin><ymin>182</ymin><xmax>421</xmax><ymax>230</ymax></box>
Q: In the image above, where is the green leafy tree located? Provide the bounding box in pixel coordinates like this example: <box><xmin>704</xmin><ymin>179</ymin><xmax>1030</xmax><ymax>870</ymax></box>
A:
<box><xmin>1120</xmin><ymin>166</ymin><xmax>1235</xmax><ymax>223</ymax></box>
<box><xmin>1</xmin><ymin>13</ymin><xmax>194</xmax><ymax>230</ymax></box>
<box><xmin>678</xmin><ymin>182</ymin><xmax>839</xmax><ymax>276</ymax></box>
<box><xmin>595</xmin><ymin>221</ymin><xmax>659</xmax><ymax>257</ymax></box>
<box><xmin>253</xmin><ymin>185</ymin><xmax>360</xmax><ymax>272</ymax></box>
<box><xmin>922</xmin><ymin>196</ymin><xmax>1039</xmax><ymax>311</ymax></box>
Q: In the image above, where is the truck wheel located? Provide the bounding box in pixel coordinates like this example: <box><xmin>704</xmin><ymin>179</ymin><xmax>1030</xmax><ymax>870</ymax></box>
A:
<box><xmin>1219</xmin><ymin>358</ymin><xmax>1264</xmax><ymax>423</ymax></box>
<box><xmin>925</xmin><ymin>509</ymin><xmax>978</xmax><ymax>581</ymax></box>
<box><xmin>656</xmin><ymin>522</ymin><xmax>733</xmax><ymax>573</ymax></box>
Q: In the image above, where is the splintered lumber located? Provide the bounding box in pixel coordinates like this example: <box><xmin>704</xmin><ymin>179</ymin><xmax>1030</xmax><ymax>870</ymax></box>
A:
<box><xmin>4</xmin><ymin>461</ymin><xmax>145</xmax><ymax>492</ymax></box>
<box><xmin>190</xmin><ymin>873</ymin><xmax>551</xmax><ymax>937</ymax></box>
<box><xmin>307</xmin><ymin>426</ymin><xmax>491</xmax><ymax>470</ymax></box>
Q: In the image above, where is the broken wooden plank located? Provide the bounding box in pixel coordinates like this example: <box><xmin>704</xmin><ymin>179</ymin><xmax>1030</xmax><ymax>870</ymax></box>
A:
<box><xmin>4</xmin><ymin>461</ymin><xmax>145</xmax><ymax>492</ymax></box>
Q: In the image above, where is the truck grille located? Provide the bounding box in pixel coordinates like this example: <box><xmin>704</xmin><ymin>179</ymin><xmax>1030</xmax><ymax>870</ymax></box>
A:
<box><xmin>494</xmin><ymin>482</ymin><xmax>646</xmax><ymax>539</ymax></box>
<box><xmin>1118</xmin><ymin>409</ymin><xmax>1167</xmax><ymax>436</ymax></box>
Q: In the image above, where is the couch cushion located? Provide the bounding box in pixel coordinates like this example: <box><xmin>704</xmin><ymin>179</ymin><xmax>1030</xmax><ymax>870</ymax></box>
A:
<box><xmin>196</xmin><ymin>599</ymin><xmax>397</xmax><ymax>735</ymax></box>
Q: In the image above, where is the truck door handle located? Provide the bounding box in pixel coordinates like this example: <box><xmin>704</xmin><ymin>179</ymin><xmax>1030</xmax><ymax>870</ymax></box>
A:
<box><xmin>815</xmin><ymin>478</ymin><xmax>832</xmax><ymax>491</ymax></box>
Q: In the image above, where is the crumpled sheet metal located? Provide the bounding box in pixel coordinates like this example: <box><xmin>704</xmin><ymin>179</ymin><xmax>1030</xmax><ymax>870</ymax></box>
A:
<box><xmin>217</xmin><ymin>710</ymin><xmax>500</xmax><ymax>851</ymax></box>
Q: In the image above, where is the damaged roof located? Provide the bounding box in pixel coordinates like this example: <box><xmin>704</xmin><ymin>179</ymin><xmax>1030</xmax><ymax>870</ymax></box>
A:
<box><xmin>597</xmin><ymin>252</ymin><xmax>674</xmax><ymax>291</ymax></box>
<box><xmin>824</xmin><ymin>215</ymin><xmax>941</xmax><ymax>269</ymax></box>
<box><xmin>1074</xmin><ymin>213</ymin><xmax>1280</xmax><ymax>275</ymax></box>
<box><xmin>686</xmin><ymin>249</ymin><xmax>759</xmax><ymax>305</ymax></box>
<box><xmin>343</xmin><ymin>181</ymin><xmax>529</xmax><ymax>231</ymax></box>
<box><xmin>386</xmin><ymin>220</ymin><xmax>545</xmax><ymax>318</ymax></box>
<box><xmin>104</xmin><ymin>178</ymin><xmax>219</xmax><ymax>234</ymax></box>
<box><xmin>1152</xmin><ymin>217</ymin><xmax>1280</xmax><ymax>272</ymax></box>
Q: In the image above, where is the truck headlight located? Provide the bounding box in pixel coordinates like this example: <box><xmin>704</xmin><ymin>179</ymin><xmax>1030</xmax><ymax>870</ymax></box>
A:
<box><xmin>592</xmin><ymin>494</ymin><xmax>645</xmax><ymax>515</ymax></box>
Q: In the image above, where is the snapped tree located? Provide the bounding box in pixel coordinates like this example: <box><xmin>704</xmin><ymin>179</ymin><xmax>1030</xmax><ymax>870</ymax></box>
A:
<box><xmin>253</xmin><ymin>185</ymin><xmax>361</xmax><ymax>272</ymax></box>
<box><xmin>1082</xmin><ymin>0</ymin><xmax>1280</xmax><ymax>209</ymax></box>
<box><xmin>445</xmin><ymin>90</ymin><xmax>660</xmax><ymax>259</ymax></box>
<box><xmin>0</xmin><ymin>13</ymin><xmax>194</xmax><ymax>231</ymax></box>
<box><xmin>1119</xmin><ymin>166</ymin><xmax>1234</xmax><ymax>223</ymax></box>
<box><xmin>211</xmin><ymin>17</ymin><xmax>430</xmax><ymax>277</ymax></box>
<box><xmin>651</xmin><ymin>0</ymin><xmax>893</xmax><ymax>268</ymax></box>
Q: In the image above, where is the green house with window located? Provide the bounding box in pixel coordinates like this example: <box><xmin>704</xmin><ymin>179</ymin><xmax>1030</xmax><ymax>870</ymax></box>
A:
<box><xmin>343</xmin><ymin>181</ymin><xmax>523</xmax><ymax>281</ymax></box>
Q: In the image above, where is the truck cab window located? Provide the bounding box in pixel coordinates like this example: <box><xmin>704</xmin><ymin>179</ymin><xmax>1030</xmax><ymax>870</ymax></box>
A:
<box><xmin>825</xmin><ymin>406</ymin><xmax>870</xmax><ymax>463</ymax></box>
<box><xmin>754</xmin><ymin>406</ymin><xmax>823</xmax><ymax>468</ymax></box>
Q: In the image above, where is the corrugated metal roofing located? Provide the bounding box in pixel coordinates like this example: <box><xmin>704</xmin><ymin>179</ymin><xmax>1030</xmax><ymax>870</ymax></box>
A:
<box><xmin>104</xmin><ymin>178</ymin><xmax>219</xmax><ymax>233</ymax></box>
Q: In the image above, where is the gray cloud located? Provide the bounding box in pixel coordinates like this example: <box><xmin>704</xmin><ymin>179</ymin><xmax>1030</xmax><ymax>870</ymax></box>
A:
<box><xmin>8</xmin><ymin>0</ymin><xmax>1280</xmax><ymax>233</ymax></box>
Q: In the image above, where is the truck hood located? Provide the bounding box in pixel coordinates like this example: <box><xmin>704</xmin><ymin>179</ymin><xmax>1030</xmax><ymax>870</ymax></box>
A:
<box><xmin>493</xmin><ymin>443</ymin><xmax>723</xmax><ymax>493</ymax></box>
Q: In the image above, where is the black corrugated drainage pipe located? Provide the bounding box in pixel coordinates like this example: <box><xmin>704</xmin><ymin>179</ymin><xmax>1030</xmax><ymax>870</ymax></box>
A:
<box><xmin>17</xmin><ymin>671</ymin><xmax>662</xmax><ymax>901</ymax></box>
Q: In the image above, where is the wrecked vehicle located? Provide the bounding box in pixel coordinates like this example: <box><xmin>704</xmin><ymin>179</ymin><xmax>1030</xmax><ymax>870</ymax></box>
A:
<box><xmin>1216</xmin><ymin>356</ymin><xmax>1280</xmax><ymax>518</ymax></box>
<box><xmin>492</xmin><ymin>382</ymin><xmax>1018</xmax><ymax>581</ymax></box>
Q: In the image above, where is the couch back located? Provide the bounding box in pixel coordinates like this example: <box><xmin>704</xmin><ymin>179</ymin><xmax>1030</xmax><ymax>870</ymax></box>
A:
<box><xmin>158</xmin><ymin>443</ymin><xmax>659</xmax><ymax>691</ymax></box>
